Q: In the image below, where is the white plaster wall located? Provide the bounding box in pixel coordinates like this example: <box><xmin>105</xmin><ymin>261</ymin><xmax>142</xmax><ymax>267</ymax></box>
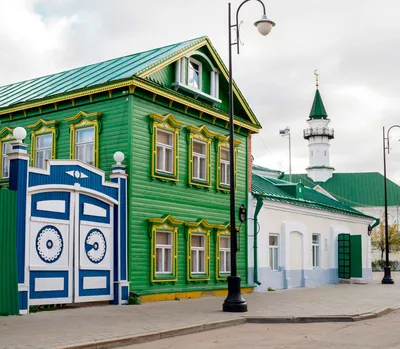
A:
<box><xmin>308</xmin><ymin>141</ymin><xmax>331</xmax><ymax>167</ymax></box>
<box><xmin>354</xmin><ymin>206</ymin><xmax>399</xmax><ymax>225</ymax></box>
<box><xmin>254</xmin><ymin>199</ymin><xmax>372</xmax><ymax>273</ymax></box>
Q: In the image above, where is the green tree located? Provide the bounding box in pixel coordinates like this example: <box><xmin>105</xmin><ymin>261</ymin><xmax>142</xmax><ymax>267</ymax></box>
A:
<box><xmin>372</xmin><ymin>219</ymin><xmax>400</xmax><ymax>260</ymax></box>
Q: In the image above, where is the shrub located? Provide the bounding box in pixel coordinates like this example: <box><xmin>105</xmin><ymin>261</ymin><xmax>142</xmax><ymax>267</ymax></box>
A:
<box><xmin>372</xmin><ymin>259</ymin><xmax>400</xmax><ymax>271</ymax></box>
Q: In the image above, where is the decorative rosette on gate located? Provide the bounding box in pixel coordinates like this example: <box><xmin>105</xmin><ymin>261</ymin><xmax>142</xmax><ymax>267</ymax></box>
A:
<box><xmin>85</xmin><ymin>229</ymin><xmax>107</xmax><ymax>264</ymax></box>
<box><xmin>36</xmin><ymin>225</ymin><xmax>64</xmax><ymax>263</ymax></box>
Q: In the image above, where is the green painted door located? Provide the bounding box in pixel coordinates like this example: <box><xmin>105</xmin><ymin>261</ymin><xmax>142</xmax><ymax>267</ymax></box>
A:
<box><xmin>0</xmin><ymin>188</ymin><xmax>19</xmax><ymax>315</ymax></box>
<box><xmin>350</xmin><ymin>235</ymin><xmax>362</xmax><ymax>278</ymax></box>
<box><xmin>338</xmin><ymin>234</ymin><xmax>351</xmax><ymax>279</ymax></box>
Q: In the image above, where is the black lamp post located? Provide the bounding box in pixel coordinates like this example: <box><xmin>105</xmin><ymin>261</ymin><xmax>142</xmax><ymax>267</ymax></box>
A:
<box><xmin>223</xmin><ymin>1</ymin><xmax>275</xmax><ymax>313</ymax></box>
<box><xmin>382</xmin><ymin>125</ymin><xmax>400</xmax><ymax>284</ymax></box>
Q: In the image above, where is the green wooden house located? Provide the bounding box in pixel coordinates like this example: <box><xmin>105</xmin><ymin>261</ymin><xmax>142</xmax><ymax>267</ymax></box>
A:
<box><xmin>0</xmin><ymin>36</ymin><xmax>261</xmax><ymax>304</ymax></box>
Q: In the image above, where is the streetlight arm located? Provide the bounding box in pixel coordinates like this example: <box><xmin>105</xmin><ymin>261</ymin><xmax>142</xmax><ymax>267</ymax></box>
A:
<box><xmin>386</xmin><ymin>125</ymin><xmax>400</xmax><ymax>154</ymax></box>
<box><xmin>231</xmin><ymin>0</ymin><xmax>268</xmax><ymax>54</ymax></box>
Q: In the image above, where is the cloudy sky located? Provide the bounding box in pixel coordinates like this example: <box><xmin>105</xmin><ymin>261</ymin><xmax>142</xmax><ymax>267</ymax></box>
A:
<box><xmin>1</xmin><ymin>0</ymin><xmax>400</xmax><ymax>183</ymax></box>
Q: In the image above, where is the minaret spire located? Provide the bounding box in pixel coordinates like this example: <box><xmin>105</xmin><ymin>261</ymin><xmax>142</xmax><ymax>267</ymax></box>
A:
<box><xmin>303</xmin><ymin>71</ymin><xmax>335</xmax><ymax>182</ymax></box>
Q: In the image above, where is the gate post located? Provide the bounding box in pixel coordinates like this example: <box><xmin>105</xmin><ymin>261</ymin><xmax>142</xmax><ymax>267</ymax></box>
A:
<box><xmin>110</xmin><ymin>152</ymin><xmax>129</xmax><ymax>305</ymax></box>
<box><xmin>8</xmin><ymin>127</ymin><xmax>30</xmax><ymax>314</ymax></box>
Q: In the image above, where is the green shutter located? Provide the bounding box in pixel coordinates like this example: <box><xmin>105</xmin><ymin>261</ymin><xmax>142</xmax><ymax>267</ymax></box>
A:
<box><xmin>350</xmin><ymin>235</ymin><xmax>362</xmax><ymax>278</ymax></box>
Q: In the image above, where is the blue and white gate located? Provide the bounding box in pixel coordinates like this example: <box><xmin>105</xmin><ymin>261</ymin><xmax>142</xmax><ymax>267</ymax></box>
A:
<box><xmin>8</xmin><ymin>128</ymin><xmax>129</xmax><ymax>314</ymax></box>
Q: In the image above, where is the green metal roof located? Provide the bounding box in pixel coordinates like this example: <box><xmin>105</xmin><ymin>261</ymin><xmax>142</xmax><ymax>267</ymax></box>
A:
<box><xmin>283</xmin><ymin>172</ymin><xmax>400</xmax><ymax>208</ymax></box>
<box><xmin>252</xmin><ymin>164</ymin><xmax>282</xmax><ymax>174</ymax></box>
<box><xmin>0</xmin><ymin>37</ymin><xmax>203</xmax><ymax>109</ymax></box>
<box><xmin>252</xmin><ymin>173</ymin><xmax>375</xmax><ymax>220</ymax></box>
<box><xmin>309</xmin><ymin>89</ymin><xmax>328</xmax><ymax>120</ymax></box>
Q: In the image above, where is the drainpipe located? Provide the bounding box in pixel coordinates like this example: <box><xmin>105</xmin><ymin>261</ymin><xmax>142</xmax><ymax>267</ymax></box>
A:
<box><xmin>253</xmin><ymin>195</ymin><xmax>264</xmax><ymax>286</ymax></box>
<box><xmin>369</xmin><ymin>217</ymin><xmax>380</xmax><ymax>232</ymax></box>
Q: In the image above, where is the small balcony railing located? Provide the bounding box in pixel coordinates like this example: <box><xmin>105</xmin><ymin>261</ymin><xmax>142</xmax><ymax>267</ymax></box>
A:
<box><xmin>303</xmin><ymin>127</ymin><xmax>334</xmax><ymax>139</ymax></box>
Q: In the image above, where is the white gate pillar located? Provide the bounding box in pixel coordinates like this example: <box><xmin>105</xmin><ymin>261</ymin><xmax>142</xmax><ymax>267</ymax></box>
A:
<box><xmin>110</xmin><ymin>152</ymin><xmax>129</xmax><ymax>305</ymax></box>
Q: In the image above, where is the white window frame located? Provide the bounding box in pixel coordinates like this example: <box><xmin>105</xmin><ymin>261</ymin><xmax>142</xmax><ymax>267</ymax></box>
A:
<box><xmin>191</xmin><ymin>234</ymin><xmax>206</xmax><ymax>274</ymax></box>
<box><xmin>156</xmin><ymin>129</ymin><xmax>174</xmax><ymax>174</ymax></box>
<box><xmin>75</xmin><ymin>126</ymin><xmax>95</xmax><ymax>165</ymax></box>
<box><xmin>192</xmin><ymin>139</ymin><xmax>207</xmax><ymax>181</ymax></box>
<box><xmin>219</xmin><ymin>236</ymin><xmax>231</xmax><ymax>274</ymax></box>
<box><xmin>1</xmin><ymin>141</ymin><xmax>12</xmax><ymax>179</ymax></box>
<box><xmin>35</xmin><ymin>134</ymin><xmax>53</xmax><ymax>169</ymax></box>
<box><xmin>220</xmin><ymin>147</ymin><xmax>230</xmax><ymax>186</ymax></box>
<box><xmin>269</xmin><ymin>234</ymin><xmax>279</xmax><ymax>271</ymax></box>
<box><xmin>155</xmin><ymin>231</ymin><xmax>173</xmax><ymax>274</ymax></box>
<box><xmin>187</xmin><ymin>57</ymin><xmax>202</xmax><ymax>90</ymax></box>
<box><xmin>312</xmin><ymin>234</ymin><xmax>320</xmax><ymax>268</ymax></box>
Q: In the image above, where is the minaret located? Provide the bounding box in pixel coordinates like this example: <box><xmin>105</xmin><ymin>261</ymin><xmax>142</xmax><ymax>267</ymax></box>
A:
<box><xmin>303</xmin><ymin>71</ymin><xmax>335</xmax><ymax>182</ymax></box>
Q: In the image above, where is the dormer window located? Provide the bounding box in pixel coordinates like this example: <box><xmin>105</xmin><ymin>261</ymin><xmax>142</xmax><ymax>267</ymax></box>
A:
<box><xmin>172</xmin><ymin>51</ymin><xmax>221</xmax><ymax>104</ymax></box>
<box><xmin>188</xmin><ymin>58</ymin><xmax>202</xmax><ymax>90</ymax></box>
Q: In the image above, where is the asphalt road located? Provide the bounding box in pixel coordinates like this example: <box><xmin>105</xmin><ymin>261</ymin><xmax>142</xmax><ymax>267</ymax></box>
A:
<box><xmin>129</xmin><ymin>310</ymin><xmax>400</xmax><ymax>349</ymax></box>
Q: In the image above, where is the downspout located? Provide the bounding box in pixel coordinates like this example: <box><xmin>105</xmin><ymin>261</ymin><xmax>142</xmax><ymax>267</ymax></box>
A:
<box><xmin>253</xmin><ymin>195</ymin><xmax>264</xmax><ymax>286</ymax></box>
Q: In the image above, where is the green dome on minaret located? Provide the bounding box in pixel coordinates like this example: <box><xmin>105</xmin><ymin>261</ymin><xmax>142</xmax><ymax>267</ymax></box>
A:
<box><xmin>309</xmin><ymin>89</ymin><xmax>328</xmax><ymax>120</ymax></box>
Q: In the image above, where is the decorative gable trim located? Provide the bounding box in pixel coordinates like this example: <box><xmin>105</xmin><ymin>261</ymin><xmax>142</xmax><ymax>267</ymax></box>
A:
<box><xmin>137</xmin><ymin>37</ymin><xmax>260</xmax><ymax>129</ymax></box>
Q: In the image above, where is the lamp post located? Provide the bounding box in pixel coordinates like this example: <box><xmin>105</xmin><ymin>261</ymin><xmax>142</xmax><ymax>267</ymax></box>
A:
<box><xmin>223</xmin><ymin>1</ymin><xmax>275</xmax><ymax>313</ymax></box>
<box><xmin>382</xmin><ymin>125</ymin><xmax>400</xmax><ymax>284</ymax></box>
<box><xmin>279</xmin><ymin>126</ymin><xmax>291</xmax><ymax>182</ymax></box>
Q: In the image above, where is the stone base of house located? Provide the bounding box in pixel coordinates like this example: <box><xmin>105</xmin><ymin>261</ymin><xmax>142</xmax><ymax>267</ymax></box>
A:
<box><xmin>137</xmin><ymin>287</ymin><xmax>254</xmax><ymax>303</ymax></box>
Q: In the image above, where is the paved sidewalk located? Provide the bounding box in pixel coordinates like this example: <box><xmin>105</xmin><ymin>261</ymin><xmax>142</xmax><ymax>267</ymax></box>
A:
<box><xmin>1</xmin><ymin>272</ymin><xmax>400</xmax><ymax>349</ymax></box>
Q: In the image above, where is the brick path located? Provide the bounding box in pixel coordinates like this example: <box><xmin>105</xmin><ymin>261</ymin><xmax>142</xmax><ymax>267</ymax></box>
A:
<box><xmin>1</xmin><ymin>273</ymin><xmax>399</xmax><ymax>349</ymax></box>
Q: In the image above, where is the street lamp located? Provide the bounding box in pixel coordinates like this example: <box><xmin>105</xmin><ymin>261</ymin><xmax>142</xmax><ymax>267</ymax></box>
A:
<box><xmin>279</xmin><ymin>127</ymin><xmax>291</xmax><ymax>182</ymax></box>
<box><xmin>223</xmin><ymin>1</ymin><xmax>275</xmax><ymax>313</ymax></box>
<box><xmin>382</xmin><ymin>125</ymin><xmax>400</xmax><ymax>284</ymax></box>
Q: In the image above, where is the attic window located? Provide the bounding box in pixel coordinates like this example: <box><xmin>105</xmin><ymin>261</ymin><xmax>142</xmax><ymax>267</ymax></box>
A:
<box><xmin>172</xmin><ymin>54</ymin><xmax>221</xmax><ymax>104</ymax></box>
<box><xmin>188</xmin><ymin>58</ymin><xmax>202</xmax><ymax>90</ymax></box>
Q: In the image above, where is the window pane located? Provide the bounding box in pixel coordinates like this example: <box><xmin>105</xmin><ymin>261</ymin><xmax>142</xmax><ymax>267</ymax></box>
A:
<box><xmin>226</xmin><ymin>251</ymin><xmax>231</xmax><ymax>272</ymax></box>
<box><xmin>199</xmin><ymin>157</ymin><xmax>206</xmax><ymax>180</ymax></box>
<box><xmin>220</xmin><ymin>251</ymin><xmax>225</xmax><ymax>272</ymax></box>
<box><xmin>220</xmin><ymin>236</ymin><xmax>230</xmax><ymax>249</ymax></box>
<box><xmin>77</xmin><ymin>128</ymin><xmax>94</xmax><ymax>143</ymax></box>
<box><xmin>316</xmin><ymin>246</ymin><xmax>320</xmax><ymax>267</ymax></box>
<box><xmin>192</xmin><ymin>235</ymin><xmax>204</xmax><ymax>247</ymax></box>
<box><xmin>164</xmin><ymin>248</ymin><xmax>172</xmax><ymax>273</ymax></box>
<box><xmin>221</xmin><ymin>148</ymin><xmax>229</xmax><ymax>161</ymax></box>
<box><xmin>156</xmin><ymin>231</ymin><xmax>171</xmax><ymax>245</ymax></box>
<box><xmin>193</xmin><ymin>155</ymin><xmax>199</xmax><ymax>178</ymax></box>
<box><xmin>269</xmin><ymin>248</ymin><xmax>274</xmax><ymax>269</ymax></box>
<box><xmin>156</xmin><ymin>248</ymin><xmax>163</xmax><ymax>272</ymax></box>
<box><xmin>36</xmin><ymin>151</ymin><xmax>45</xmax><ymax>169</ymax></box>
<box><xmin>156</xmin><ymin>146</ymin><xmax>164</xmax><ymax>171</ymax></box>
<box><xmin>312</xmin><ymin>234</ymin><xmax>319</xmax><ymax>244</ymax></box>
<box><xmin>221</xmin><ymin>164</ymin><xmax>226</xmax><ymax>184</ymax></box>
<box><xmin>37</xmin><ymin>134</ymin><xmax>52</xmax><ymax>149</ymax></box>
<box><xmin>76</xmin><ymin>144</ymin><xmax>85</xmax><ymax>161</ymax></box>
<box><xmin>269</xmin><ymin>235</ymin><xmax>278</xmax><ymax>246</ymax></box>
<box><xmin>157</xmin><ymin>130</ymin><xmax>173</xmax><ymax>146</ymax></box>
<box><xmin>86</xmin><ymin>143</ymin><xmax>94</xmax><ymax>165</ymax></box>
<box><xmin>192</xmin><ymin>251</ymin><xmax>197</xmax><ymax>272</ymax></box>
<box><xmin>165</xmin><ymin>148</ymin><xmax>173</xmax><ymax>173</ymax></box>
<box><xmin>198</xmin><ymin>250</ymin><xmax>205</xmax><ymax>273</ymax></box>
<box><xmin>193</xmin><ymin>140</ymin><xmax>206</xmax><ymax>155</ymax></box>
<box><xmin>273</xmin><ymin>249</ymin><xmax>278</xmax><ymax>270</ymax></box>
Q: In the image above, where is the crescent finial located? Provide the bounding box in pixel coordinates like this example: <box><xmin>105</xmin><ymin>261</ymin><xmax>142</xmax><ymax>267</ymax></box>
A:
<box><xmin>314</xmin><ymin>69</ymin><xmax>319</xmax><ymax>89</ymax></box>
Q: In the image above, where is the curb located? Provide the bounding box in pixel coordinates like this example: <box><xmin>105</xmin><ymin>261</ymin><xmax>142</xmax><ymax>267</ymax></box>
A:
<box><xmin>53</xmin><ymin>307</ymin><xmax>399</xmax><ymax>349</ymax></box>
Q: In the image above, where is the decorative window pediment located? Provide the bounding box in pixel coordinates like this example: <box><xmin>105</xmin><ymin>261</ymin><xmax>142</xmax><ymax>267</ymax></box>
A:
<box><xmin>215</xmin><ymin>222</ymin><xmax>231</xmax><ymax>280</ymax></box>
<box><xmin>28</xmin><ymin>119</ymin><xmax>59</xmax><ymax>169</ymax></box>
<box><xmin>215</xmin><ymin>134</ymin><xmax>241</xmax><ymax>192</ymax></box>
<box><xmin>150</xmin><ymin>113</ymin><xmax>184</xmax><ymax>182</ymax></box>
<box><xmin>149</xmin><ymin>215</ymin><xmax>183</xmax><ymax>283</ymax></box>
<box><xmin>187</xmin><ymin>125</ymin><xmax>215</xmax><ymax>188</ymax></box>
<box><xmin>65</xmin><ymin>111</ymin><xmax>102</xmax><ymax>167</ymax></box>
<box><xmin>185</xmin><ymin>219</ymin><xmax>214</xmax><ymax>282</ymax></box>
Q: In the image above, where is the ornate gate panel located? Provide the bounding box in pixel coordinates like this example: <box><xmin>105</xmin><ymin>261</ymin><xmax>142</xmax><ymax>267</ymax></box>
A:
<box><xmin>75</xmin><ymin>194</ymin><xmax>113</xmax><ymax>302</ymax></box>
<box><xmin>29</xmin><ymin>191</ymin><xmax>73</xmax><ymax>305</ymax></box>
